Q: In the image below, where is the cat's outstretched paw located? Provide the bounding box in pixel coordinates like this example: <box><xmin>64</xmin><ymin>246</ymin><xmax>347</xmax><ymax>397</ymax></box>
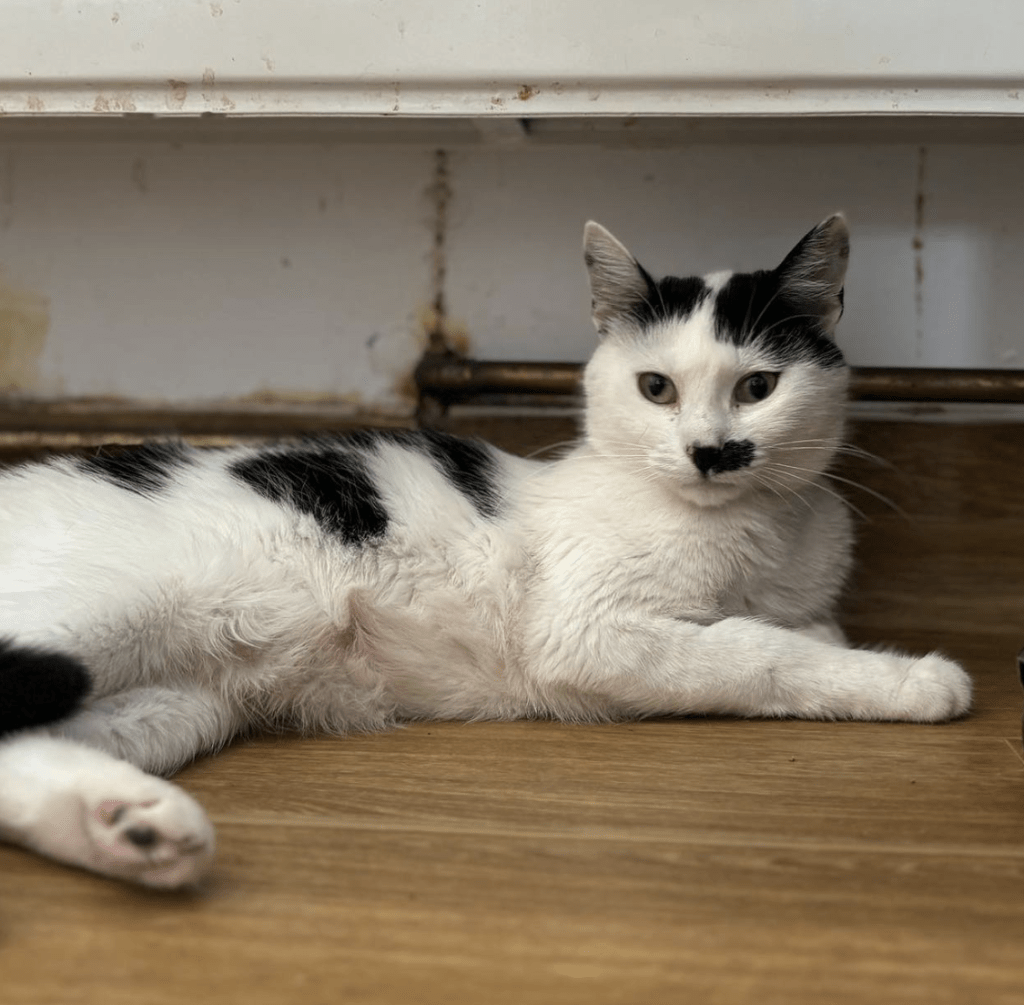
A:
<box><xmin>893</xmin><ymin>653</ymin><xmax>972</xmax><ymax>722</ymax></box>
<box><xmin>81</xmin><ymin>783</ymin><xmax>215</xmax><ymax>889</ymax></box>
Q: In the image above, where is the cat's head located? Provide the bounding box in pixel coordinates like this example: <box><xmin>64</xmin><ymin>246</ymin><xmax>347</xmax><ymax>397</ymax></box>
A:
<box><xmin>581</xmin><ymin>216</ymin><xmax>851</xmax><ymax>507</ymax></box>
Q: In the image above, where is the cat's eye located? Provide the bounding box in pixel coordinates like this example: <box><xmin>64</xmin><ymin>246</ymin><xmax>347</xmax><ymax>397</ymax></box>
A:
<box><xmin>735</xmin><ymin>371</ymin><xmax>779</xmax><ymax>404</ymax></box>
<box><xmin>638</xmin><ymin>372</ymin><xmax>678</xmax><ymax>405</ymax></box>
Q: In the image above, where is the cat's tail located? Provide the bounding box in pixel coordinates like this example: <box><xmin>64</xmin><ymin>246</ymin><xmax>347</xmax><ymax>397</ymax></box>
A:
<box><xmin>0</xmin><ymin>639</ymin><xmax>91</xmax><ymax>736</ymax></box>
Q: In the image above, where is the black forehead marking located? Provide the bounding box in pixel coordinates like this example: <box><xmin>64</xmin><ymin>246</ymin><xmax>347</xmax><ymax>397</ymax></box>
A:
<box><xmin>629</xmin><ymin>274</ymin><xmax>711</xmax><ymax>328</ymax></box>
<box><xmin>231</xmin><ymin>446</ymin><xmax>388</xmax><ymax>546</ymax></box>
<box><xmin>77</xmin><ymin>442</ymin><xmax>192</xmax><ymax>495</ymax></box>
<box><xmin>714</xmin><ymin>271</ymin><xmax>845</xmax><ymax>368</ymax></box>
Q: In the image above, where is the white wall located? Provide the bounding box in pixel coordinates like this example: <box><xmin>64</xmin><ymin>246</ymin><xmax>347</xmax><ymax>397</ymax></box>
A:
<box><xmin>446</xmin><ymin>140</ymin><xmax>1024</xmax><ymax>370</ymax></box>
<box><xmin>0</xmin><ymin>128</ymin><xmax>1021</xmax><ymax>415</ymax></box>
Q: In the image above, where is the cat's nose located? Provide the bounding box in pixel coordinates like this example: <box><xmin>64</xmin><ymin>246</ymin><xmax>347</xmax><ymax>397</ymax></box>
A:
<box><xmin>688</xmin><ymin>440</ymin><xmax>755</xmax><ymax>476</ymax></box>
<box><xmin>689</xmin><ymin>445</ymin><xmax>723</xmax><ymax>475</ymax></box>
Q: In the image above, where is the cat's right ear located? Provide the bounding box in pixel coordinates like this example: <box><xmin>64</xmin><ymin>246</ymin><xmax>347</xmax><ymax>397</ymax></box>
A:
<box><xmin>774</xmin><ymin>214</ymin><xmax>850</xmax><ymax>336</ymax></box>
<box><xmin>583</xmin><ymin>222</ymin><xmax>652</xmax><ymax>337</ymax></box>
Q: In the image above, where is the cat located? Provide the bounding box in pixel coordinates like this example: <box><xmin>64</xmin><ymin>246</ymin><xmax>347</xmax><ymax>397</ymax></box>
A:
<box><xmin>0</xmin><ymin>215</ymin><xmax>971</xmax><ymax>889</ymax></box>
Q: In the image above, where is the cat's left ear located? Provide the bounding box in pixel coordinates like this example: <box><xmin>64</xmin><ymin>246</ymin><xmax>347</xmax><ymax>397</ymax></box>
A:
<box><xmin>583</xmin><ymin>221</ymin><xmax>653</xmax><ymax>337</ymax></box>
<box><xmin>775</xmin><ymin>214</ymin><xmax>850</xmax><ymax>336</ymax></box>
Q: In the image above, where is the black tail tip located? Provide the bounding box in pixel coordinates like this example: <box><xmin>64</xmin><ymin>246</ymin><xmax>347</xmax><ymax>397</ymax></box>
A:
<box><xmin>0</xmin><ymin>640</ymin><xmax>91</xmax><ymax>735</ymax></box>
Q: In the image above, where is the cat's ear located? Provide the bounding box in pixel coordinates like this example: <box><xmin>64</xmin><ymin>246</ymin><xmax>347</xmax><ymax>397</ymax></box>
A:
<box><xmin>583</xmin><ymin>222</ymin><xmax>652</xmax><ymax>337</ymax></box>
<box><xmin>775</xmin><ymin>214</ymin><xmax>850</xmax><ymax>336</ymax></box>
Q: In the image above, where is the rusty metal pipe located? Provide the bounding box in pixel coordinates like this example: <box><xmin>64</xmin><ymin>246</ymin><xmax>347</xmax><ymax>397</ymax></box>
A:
<box><xmin>415</xmin><ymin>354</ymin><xmax>1024</xmax><ymax>404</ymax></box>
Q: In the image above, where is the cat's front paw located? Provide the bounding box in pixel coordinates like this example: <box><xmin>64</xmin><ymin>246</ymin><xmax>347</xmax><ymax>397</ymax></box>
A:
<box><xmin>891</xmin><ymin>653</ymin><xmax>972</xmax><ymax>722</ymax></box>
<box><xmin>82</xmin><ymin>782</ymin><xmax>215</xmax><ymax>889</ymax></box>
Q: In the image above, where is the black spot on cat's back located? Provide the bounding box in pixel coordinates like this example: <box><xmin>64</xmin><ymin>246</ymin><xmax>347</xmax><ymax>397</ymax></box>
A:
<box><xmin>327</xmin><ymin>428</ymin><xmax>501</xmax><ymax>519</ymax></box>
<box><xmin>78</xmin><ymin>442</ymin><xmax>192</xmax><ymax>496</ymax></box>
<box><xmin>418</xmin><ymin>429</ymin><xmax>501</xmax><ymax>518</ymax></box>
<box><xmin>0</xmin><ymin>640</ymin><xmax>91</xmax><ymax>735</ymax></box>
<box><xmin>231</xmin><ymin>446</ymin><xmax>388</xmax><ymax>546</ymax></box>
<box><xmin>714</xmin><ymin>272</ymin><xmax>844</xmax><ymax>368</ymax></box>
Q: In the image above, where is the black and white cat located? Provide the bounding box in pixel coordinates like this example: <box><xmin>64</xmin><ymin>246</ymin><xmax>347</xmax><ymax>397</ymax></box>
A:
<box><xmin>0</xmin><ymin>215</ymin><xmax>971</xmax><ymax>888</ymax></box>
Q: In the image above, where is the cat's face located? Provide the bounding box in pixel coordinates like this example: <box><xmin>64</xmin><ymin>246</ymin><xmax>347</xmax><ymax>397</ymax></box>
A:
<box><xmin>581</xmin><ymin>217</ymin><xmax>851</xmax><ymax>508</ymax></box>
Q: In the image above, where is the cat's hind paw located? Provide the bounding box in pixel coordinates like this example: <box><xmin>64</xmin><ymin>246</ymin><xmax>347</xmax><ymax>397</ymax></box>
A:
<box><xmin>82</xmin><ymin>783</ymin><xmax>215</xmax><ymax>889</ymax></box>
<box><xmin>895</xmin><ymin>653</ymin><xmax>972</xmax><ymax>722</ymax></box>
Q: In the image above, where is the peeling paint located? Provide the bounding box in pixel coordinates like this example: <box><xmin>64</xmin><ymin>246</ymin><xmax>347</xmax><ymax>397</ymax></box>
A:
<box><xmin>93</xmin><ymin>92</ymin><xmax>137</xmax><ymax>113</ymax></box>
<box><xmin>0</xmin><ymin>276</ymin><xmax>49</xmax><ymax>392</ymax></box>
<box><xmin>516</xmin><ymin>84</ymin><xmax>539</xmax><ymax>101</ymax></box>
<box><xmin>167</xmin><ymin>79</ymin><xmax>188</xmax><ymax>108</ymax></box>
<box><xmin>201</xmin><ymin>68</ymin><xmax>216</xmax><ymax>97</ymax></box>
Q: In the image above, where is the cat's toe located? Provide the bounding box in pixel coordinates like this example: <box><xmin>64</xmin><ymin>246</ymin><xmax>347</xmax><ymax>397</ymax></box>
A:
<box><xmin>896</xmin><ymin>654</ymin><xmax>972</xmax><ymax>722</ymax></box>
<box><xmin>85</xmin><ymin>786</ymin><xmax>215</xmax><ymax>889</ymax></box>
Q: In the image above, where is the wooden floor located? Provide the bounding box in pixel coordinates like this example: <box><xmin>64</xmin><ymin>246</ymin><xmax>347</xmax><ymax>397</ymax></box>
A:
<box><xmin>3</xmin><ymin>414</ymin><xmax>1023</xmax><ymax>1004</ymax></box>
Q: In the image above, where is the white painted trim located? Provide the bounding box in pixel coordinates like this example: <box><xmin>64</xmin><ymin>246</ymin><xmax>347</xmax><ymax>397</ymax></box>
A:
<box><xmin>3</xmin><ymin>1</ymin><xmax>1024</xmax><ymax>118</ymax></box>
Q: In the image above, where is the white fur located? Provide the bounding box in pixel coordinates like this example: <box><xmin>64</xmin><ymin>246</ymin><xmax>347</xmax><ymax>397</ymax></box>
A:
<box><xmin>0</xmin><ymin>223</ymin><xmax>971</xmax><ymax>888</ymax></box>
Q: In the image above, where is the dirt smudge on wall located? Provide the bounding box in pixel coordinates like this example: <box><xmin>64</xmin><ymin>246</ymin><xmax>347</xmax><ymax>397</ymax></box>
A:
<box><xmin>0</xmin><ymin>276</ymin><xmax>50</xmax><ymax>391</ymax></box>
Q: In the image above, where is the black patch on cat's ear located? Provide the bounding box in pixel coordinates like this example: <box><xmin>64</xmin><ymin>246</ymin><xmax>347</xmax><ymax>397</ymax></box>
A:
<box><xmin>0</xmin><ymin>640</ymin><xmax>91</xmax><ymax>735</ymax></box>
<box><xmin>231</xmin><ymin>446</ymin><xmax>389</xmax><ymax>546</ymax></box>
<box><xmin>774</xmin><ymin>213</ymin><xmax>850</xmax><ymax>336</ymax></box>
<box><xmin>419</xmin><ymin>429</ymin><xmax>500</xmax><ymax>518</ymax></box>
<box><xmin>78</xmin><ymin>442</ymin><xmax>191</xmax><ymax>496</ymax></box>
<box><xmin>583</xmin><ymin>221</ymin><xmax>710</xmax><ymax>336</ymax></box>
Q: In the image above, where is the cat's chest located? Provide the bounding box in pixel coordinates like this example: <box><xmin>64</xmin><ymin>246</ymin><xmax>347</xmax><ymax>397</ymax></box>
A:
<box><xmin>625</xmin><ymin>511</ymin><xmax>788</xmax><ymax>618</ymax></box>
<box><xmin>547</xmin><ymin>499</ymin><xmax>844</xmax><ymax>627</ymax></box>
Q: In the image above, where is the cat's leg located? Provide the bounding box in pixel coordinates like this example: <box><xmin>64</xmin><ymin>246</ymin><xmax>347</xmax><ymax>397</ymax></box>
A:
<box><xmin>47</xmin><ymin>684</ymin><xmax>246</xmax><ymax>776</ymax></box>
<box><xmin>0</xmin><ymin>733</ymin><xmax>214</xmax><ymax>888</ymax></box>
<box><xmin>0</xmin><ymin>687</ymin><xmax>242</xmax><ymax>887</ymax></box>
<box><xmin>794</xmin><ymin>620</ymin><xmax>848</xmax><ymax>646</ymax></box>
<box><xmin>531</xmin><ymin>616</ymin><xmax>971</xmax><ymax>722</ymax></box>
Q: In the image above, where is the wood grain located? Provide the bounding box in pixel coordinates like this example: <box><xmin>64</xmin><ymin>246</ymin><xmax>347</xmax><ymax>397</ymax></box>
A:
<box><xmin>2</xmin><ymin>415</ymin><xmax>1024</xmax><ymax>1005</ymax></box>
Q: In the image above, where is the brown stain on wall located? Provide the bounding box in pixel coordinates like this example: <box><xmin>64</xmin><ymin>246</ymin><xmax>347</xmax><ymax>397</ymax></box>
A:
<box><xmin>912</xmin><ymin>145</ymin><xmax>927</xmax><ymax>360</ymax></box>
<box><xmin>0</xmin><ymin>276</ymin><xmax>50</xmax><ymax>391</ymax></box>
